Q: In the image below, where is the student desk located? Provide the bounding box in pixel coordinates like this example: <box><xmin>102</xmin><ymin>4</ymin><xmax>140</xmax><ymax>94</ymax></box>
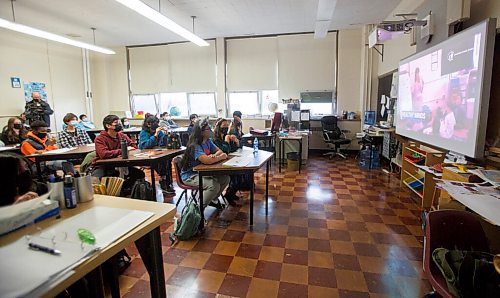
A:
<box><xmin>86</xmin><ymin>128</ymin><xmax>142</xmax><ymax>142</ymax></box>
<box><xmin>0</xmin><ymin>144</ymin><xmax>21</xmax><ymax>154</ymax></box>
<box><xmin>28</xmin><ymin>145</ymin><xmax>96</xmax><ymax>178</ymax></box>
<box><xmin>194</xmin><ymin>148</ymin><xmax>273</xmax><ymax>228</ymax></box>
<box><xmin>0</xmin><ymin>195</ymin><xmax>176</xmax><ymax>298</ymax></box>
<box><xmin>95</xmin><ymin>148</ymin><xmax>185</xmax><ymax>200</ymax></box>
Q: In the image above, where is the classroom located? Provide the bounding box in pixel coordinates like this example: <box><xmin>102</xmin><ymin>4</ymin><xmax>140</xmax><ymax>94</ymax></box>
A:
<box><xmin>0</xmin><ymin>0</ymin><xmax>499</xmax><ymax>297</ymax></box>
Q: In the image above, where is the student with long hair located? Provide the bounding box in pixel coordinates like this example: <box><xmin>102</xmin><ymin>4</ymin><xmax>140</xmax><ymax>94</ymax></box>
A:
<box><xmin>180</xmin><ymin>118</ymin><xmax>230</xmax><ymax>208</ymax></box>
<box><xmin>212</xmin><ymin>118</ymin><xmax>247</xmax><ymax>205</ymax></box>
<box><xmin>139</xmin><ymin>115</ymin><xmax>175</xmax><ymax>193</ymax></box>
<box><xmin>1</xmin><ymin>117</ymin><xmax>27</xmax><ymax>145</ymax></box>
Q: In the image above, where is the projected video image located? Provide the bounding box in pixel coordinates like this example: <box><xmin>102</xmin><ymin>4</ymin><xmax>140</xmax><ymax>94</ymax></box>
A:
<box><xmin>398</xmin><ymin>32</ymin><xmax>481</xmax><ymax>141</ymax></box>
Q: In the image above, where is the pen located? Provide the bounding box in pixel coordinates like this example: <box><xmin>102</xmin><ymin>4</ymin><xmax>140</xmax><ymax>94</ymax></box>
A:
<box><xmin>28</xmin><ymin>243</ymin><xmax>61</xmax><ymax>256</ymax></box>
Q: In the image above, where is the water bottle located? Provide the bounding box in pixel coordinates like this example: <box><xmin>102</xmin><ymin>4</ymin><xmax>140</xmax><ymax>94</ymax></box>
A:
<box><xmin>120</xmin><ymin>138</ymin><xmax>128</xmax><ymax>159</ymax></box>
<box><xmin>253</xmin><ymin>137</ymin><xmax>259</xmax><ymax>155</ymax></box>
<box><xmin>63</xmin><ymin>175</ymin><xmax>77</xmax><ymax>209</ymax></box>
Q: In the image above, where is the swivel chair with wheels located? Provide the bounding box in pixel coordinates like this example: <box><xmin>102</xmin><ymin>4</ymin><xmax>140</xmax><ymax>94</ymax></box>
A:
<box><xmin>321</xmin><ymin>116</ymin><xmax>351</xmax><ymax>159</ymax></box>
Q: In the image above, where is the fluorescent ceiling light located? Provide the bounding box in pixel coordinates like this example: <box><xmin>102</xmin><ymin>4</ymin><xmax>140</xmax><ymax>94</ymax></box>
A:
<box><xmin>314</xmin><ymin>20</ymin><xmax>330</xmax><ymax>39</ymax></box>
<box><xmin>113</xmin><ymin>0</ymin><xmax>209</xmax><ymax>47</ymax></box>
<box><xmin>314</xmin><ymin>0</ymin><xmax>337</xmax><ymax>39</ymax></box>
<box><xmin>0</xmin><ymin>18</ymin><xmax>115</xmax><ymax>55</ymax></box>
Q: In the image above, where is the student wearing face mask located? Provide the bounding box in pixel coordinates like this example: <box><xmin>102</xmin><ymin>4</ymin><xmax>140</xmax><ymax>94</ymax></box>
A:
<box><xmin>20</xmin><ymin>120</ymin><xmax>66</xmax><ymax>171</ymax></box>
<box><xmin>91</xmin><ymin>115</ymin><xmax>144</xmax><ymax>191</ymax></box>
<box><xmin>1</xmin><ymin>117</ymin><xmax>27</xmax><ymax>145</ymax></box>
<box><xmin>79</xmin><ymin>114</ymin><xmax>96</xmax><ymax>130</ymax></box>
<box><xmin>57</xmin><ymin>113</ymin><xmax>93</xmax><ymax>148</ymax></box>
<box><xmin>159</xmin><ymin>112</ymin><xmax>179</xmax><ymax>129</ymax></box>
<box><xmin>121</xmin><ymin>117</ymin><xmax>131</xmax><ymax>129</ymax></box>
<box><xmin>187</xmin><ymin>114</ymin><xmax>199</xmax><ymax>135</ymax></box>
<box><xmin>139</xmin><ymin>116</ymin><xmax>175</xmax><ymax>193</ymax></box>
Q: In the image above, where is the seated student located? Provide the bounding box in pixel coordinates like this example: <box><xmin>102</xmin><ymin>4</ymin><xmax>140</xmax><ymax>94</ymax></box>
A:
<box><xmin>79</xmin><ymin>114</ymin><xmax>96</xmax><ymax>130</ymax></box>
<box><xmin>187</xmin><ymin>113</ymin><xmax>199</xmax><ymax>135</ymax></box>
<box><xmin>180</xmin><ymin>118</ymin><xmax>230</xmax><ymax>208</ymax></box>
<box><xmin>21</xmin><ymin>120</ymin><xmax>65</xmax><ymax>171</ymax></box>
<box><xmin>230</xmin><ymin>111</ymin><xmax>243</xmax><ymax>143</ymax></box>
<box><xmin>57</xmin><ymin>113</ymin><xmax>93</xmax><ymax>148</ymax></box>
<box><xmin>213</xmin><ymin>118</ymin><xmax>249</xmax><ymax>205</ymax></box>
<box><xmin>1</xmin><ymin>117</ymin><xmax>27</xmax><ymax>145</ymax></box>
<box><xmin>121</xmin><ymin>117</ymin><xmax>131</xmax><ymax>129</ymax></box>
<box><xmin>138</xmin><ymin>116</ymin><xmax>175</xmax><ymax>193</ymax></box>
<box><xmin>0</xmin><ymin>153</ymin><xmax>39</xmax><ymax>206</ymax></box>
<box><xmin>91</xmin><ymin>115</ymin><xmax>144</xmax><ymax>190</ymax></box>
<box><xmin>159</xmin><ymin>112</ymin><xmax>179</xmax><ymax>129</ymax></box>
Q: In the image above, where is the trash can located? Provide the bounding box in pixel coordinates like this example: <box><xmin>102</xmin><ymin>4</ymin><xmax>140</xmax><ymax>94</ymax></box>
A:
<box><xmin>286</xmin><ymin>152</ymin><xmax>299</xmax><ymax>171</ymax></box>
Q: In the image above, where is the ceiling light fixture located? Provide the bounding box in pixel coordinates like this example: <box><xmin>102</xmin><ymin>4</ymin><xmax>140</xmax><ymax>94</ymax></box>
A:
<box><xmin>0</xmin><ymin>1</ymin><xmax>114</xmax><ymax>54</ymax></box>
<box><xmin>314</xmin><ymin>0</ymin><xmax>338</xmax><ymax>39</ymax></box>
<box><xmin>113</xmin><ymin>0</ymin><xmax>209</xmax><ymax>47</ymax></box>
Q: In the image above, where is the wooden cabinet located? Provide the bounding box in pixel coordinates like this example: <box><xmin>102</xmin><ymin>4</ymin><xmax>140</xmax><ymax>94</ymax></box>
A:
<box><xmin>400</xmin><ymin>142</ymin><xmax>445</xmax><ymax>209</ymax></box>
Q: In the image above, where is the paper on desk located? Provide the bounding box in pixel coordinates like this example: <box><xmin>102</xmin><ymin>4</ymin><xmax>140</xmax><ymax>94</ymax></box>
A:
<box><xmin>0</xmin><ymin>206</ymin><xmax>154</xmax><ymax>298</ymax></box>
<box><xmin>291</xmin><ymin>110</ymin><xmax>300</xmax><ymax>122</ymax></box>
<box><xmin>0</xmin><ymin>147</ymin><xmax>17</xmax><ymax>152</ymax></box>
<box><xmin>86</xmin><ymin>143</ymin><xmax>95</xmax><ymax>147</ymax></box>
<box><xmin>223</xmin><ymin>156</ymin><xmax>252</xmax><ymax>167</ymax></box>
<box><xmin>229</xmin><ymin>149</ymin><xmax>243</xmax><ymax>156</ymax></box>
<box><xmin>42</xmin><ymin>148</ymin><xmax>73</xmax><ymax>154</ymax></box>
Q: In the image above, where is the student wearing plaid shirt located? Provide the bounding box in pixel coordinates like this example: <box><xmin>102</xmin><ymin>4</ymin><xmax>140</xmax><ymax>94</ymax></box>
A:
<box><xmin>57</xmin><ymin>113</ymin><xmax>93</xmax><ymax>148</ymax></box>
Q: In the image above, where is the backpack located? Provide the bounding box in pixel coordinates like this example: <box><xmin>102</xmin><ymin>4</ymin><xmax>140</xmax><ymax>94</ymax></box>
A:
<box><xmin>130</xmin><ymin>178</ymin><xmax>153</xmax><ymax>201</ymax></box>
<box><xmin>432</xmin><ymin>248</ymin><xmax>500</xmax><ymax>298</ymax></box>
<box><xmin>169</xmin><ymin>196</ymin><xmax>201</xmax><ymax>244</ymax></box>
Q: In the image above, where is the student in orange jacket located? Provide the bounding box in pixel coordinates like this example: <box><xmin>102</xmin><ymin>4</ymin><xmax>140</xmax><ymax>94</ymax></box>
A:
<box><xmin>21</xmin><ymin>120</ymin><xmax>65</xmax><ymax>171</ymax></box>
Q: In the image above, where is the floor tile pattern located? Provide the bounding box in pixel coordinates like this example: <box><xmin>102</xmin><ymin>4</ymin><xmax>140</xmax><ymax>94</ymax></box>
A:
<box><xmin>116</xmin><ymin>154</ymin><xmax>432</xmax><ymax>297</ymax></box>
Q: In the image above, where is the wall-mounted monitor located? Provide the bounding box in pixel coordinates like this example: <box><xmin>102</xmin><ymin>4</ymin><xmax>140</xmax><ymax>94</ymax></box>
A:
<box><xmin>396</xmin><ymin>18</ymin><xmax>496</xmax><ymax>158</ymax></box>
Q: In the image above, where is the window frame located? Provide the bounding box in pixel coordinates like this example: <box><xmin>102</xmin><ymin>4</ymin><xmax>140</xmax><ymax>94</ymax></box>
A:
<box><xmin>187</xmin><ymin>92</ymin><xmax>217</xmax><ymax>117</ymax></box>
<box><xmin>227</xmin><ymin>90</ymin><xmax>280</xmax><ymax>118</ymax></box>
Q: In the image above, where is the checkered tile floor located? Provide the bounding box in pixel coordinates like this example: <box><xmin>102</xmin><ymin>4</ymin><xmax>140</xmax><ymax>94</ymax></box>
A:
<box><xmin>117</xmin><ymin>153</ymin><xmax>432</xmax><ymax>297</ymax></box>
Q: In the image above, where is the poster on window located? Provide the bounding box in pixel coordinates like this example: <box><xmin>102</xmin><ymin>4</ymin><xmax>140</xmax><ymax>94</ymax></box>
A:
<box><xmin>24</xmin><ymin>82</ymin><xmax>48</xmax><ymax>102</ymax></box>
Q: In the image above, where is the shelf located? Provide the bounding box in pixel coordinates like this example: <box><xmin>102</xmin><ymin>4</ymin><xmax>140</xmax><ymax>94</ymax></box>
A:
<box><xmin>403</xmin><ymin>181</ymin><xmax>424</xmax><ymax>198</ymax></box>
<box><xmin>404</xmin><ymin>156</ymin><xmax>425</xmax><ymax>167</ymax></box>
<box><xmin>403</xmin><ymin>170</ymin><xmax>425</xmax><ymax>183</ymax></box>
<box><xmin>406</xmin><ymin>146</ymin><xmax>426</xmax><ymax>156</ymax></box>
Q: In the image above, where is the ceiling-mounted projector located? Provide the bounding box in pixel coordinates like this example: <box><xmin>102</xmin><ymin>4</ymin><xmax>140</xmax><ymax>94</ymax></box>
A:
<box><xmin>379</xmin><ymin>19</ymin><xmax>428</xmax><ymax>33</ymax></box>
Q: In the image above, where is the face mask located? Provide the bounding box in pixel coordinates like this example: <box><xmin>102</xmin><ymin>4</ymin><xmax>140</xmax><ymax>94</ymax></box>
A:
<box><xmin>82</xmin><ymin>118</ymin><xmax>89</xmax><ymax>122</ymax></box>
<box><xmin>69</xmin><ymin>120</ymin><xmax>78</xmax><ymax>126</ymax></box>
<box><xmin>35</xmin><ymin>132</ymin><xmax>47</xmax><ymax>139</ymax></box>
<box><xmin>114</xmin><ymin>124</ymin><xmax>123</xmax><ymax>132</ymax></box>
<box><xmin>123</xmin><ymin>122</ymin><xmax>130</xmax><ymax>128</ymax></box>
<box><xmin>220</xmin><ymin>127</ymin><xmax>229</xmax><ymax>135</ymax></box>
<box><xmin>151</xmin><ymin>123</ymin><xmax>159</xmax><ymax>130</ymax></box>
<box><xmin>13</xmin><ymin>124</ymin><xmax>22</xmax><ymax>129</ymax></box>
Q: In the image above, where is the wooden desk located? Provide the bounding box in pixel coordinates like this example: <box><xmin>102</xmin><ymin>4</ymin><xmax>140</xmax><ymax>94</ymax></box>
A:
<box><xmin>28</xmin><ymin>145</ymin><xmax>96</xmax><ymax>177</ymax></box>
<box><xmin>0</xmin><ymin>144</ymin><xmax>21</xmax><ymax>154</ymax></box>
<box><xmin>86</xmin><ymin>128</ymin><xmax>142</xmax><ymax>142</ymax></box>
<box><xmin>194</xmin><ymin>149</ymin><xmax>273</xmax><ymax>227</ymax></box>
<box><xmin>0</xmin><ymin>195</ymin><xmax>176</xmax><ymax>298</ymax></box>
<box><xmin>95</xmin><ymin>148</ymin><xmax>185</xmax><ymax>200</ymax></box>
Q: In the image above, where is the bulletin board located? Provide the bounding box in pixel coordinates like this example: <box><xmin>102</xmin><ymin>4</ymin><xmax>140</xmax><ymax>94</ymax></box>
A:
<box><xmin>24</xmin><ymin>82</ymin><xmax>48</xmax><ymax>102</ymax></box>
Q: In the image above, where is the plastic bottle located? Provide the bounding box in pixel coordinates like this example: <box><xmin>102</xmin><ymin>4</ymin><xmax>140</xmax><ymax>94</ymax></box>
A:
<box><xmin>63</xmin><ymin>175</ymin><xmax>77</xmax><ymax>209</ymax></box>
<box><xmin>120</xmin><ymin>138</ymin><xmax>128</xmax><ymax>159</ymax></box>
<box><xmin>253</xmin><ymin>137</ymin><xmax>259</xmax><ymax>155</ymax></box>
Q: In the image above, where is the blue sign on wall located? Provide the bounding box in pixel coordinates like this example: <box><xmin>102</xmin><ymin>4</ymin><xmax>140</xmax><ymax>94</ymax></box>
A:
<box><xmin>10</xmin><ymin>77</ymin><xmax>21</xmax><ymax>88</ymax></box>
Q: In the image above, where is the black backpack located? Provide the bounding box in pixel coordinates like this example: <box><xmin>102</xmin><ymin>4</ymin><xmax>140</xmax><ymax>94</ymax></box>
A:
<box><xmin>130</xmin><ymin>178</ymin><xmax>154</xmax><ymax>201</ymax></box>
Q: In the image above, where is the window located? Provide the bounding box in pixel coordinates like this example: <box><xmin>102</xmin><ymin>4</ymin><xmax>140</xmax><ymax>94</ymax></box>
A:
<box><xmin>131</xmin><ymin>94</ymin><xmax>157</xmax><ymax>115</ymax></box>
<box><xmin>188</xmin><ymin>93</ymin><xmax>217</xmax><ymax>116</ymax></box>
<box><xmin>228</xmin><ymin>92</ymin><xmax>259</xmax><ymax>116</ymax></box>
<box><xmin>159</xmin><ymin>93</ymin><xmax>189</xmax><ymax>117</ymax></box>
<box><xmin>300</xmin><ymin>102</ymin><xmax>334</xmax><ymax>116</ymax></box>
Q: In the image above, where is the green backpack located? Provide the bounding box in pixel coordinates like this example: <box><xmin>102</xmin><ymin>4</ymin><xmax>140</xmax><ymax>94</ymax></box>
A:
<box><xmin>169</xmin><ymin>196</ymin><xmax>201</xmax><ymax>244</ymax></box>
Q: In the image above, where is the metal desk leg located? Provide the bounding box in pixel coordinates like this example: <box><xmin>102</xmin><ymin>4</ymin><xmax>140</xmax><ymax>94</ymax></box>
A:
<box><xmin>149</xmin><ymin>227</ymin><xmax>167</xmax><ymax>298</ymax></box>
<box><xmin>265</xmin><ymin>160</ymin><xmax>269</xmax><ymax>215</ymax></box>
<box><xmin>198</xmin><ymin>174</ymin><xmax>205</xmax><ymax>230</ymax></box>
<box><xmin>150</xmin><ymin>165</ymin><xmax>156</xmax><ymax>201</ymax></box>
<box><xmin>279</xmin><ymin>139</ymin><xmax>283</xmax><ymax>173</ymax></box>
<box><xmin>298</xmin><ymin>140</ymin><xmax>302</xmax><ymax>173</ymax></box>
<box><xmin>250</xmin><ymin>172</ymin><xmax>254</xmax><ymax>226</ymax></box>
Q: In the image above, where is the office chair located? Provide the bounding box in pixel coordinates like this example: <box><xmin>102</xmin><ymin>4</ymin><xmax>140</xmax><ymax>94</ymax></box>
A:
<box><xmin>424</xmin><ymin>210</ymin><xmax>490</xmax><ymax>298</ymax></box>
<box><xmin>321</xmin><ymin>116</ymin><xmax>351</xmax><ymax>159</ymax></box>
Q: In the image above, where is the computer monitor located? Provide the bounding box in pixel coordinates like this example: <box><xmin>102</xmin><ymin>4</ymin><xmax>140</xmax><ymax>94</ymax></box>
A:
<box><xmin>364</xmin><ymin>111</ymin><xmax>376</xmax><ymax>126</ymax></box>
